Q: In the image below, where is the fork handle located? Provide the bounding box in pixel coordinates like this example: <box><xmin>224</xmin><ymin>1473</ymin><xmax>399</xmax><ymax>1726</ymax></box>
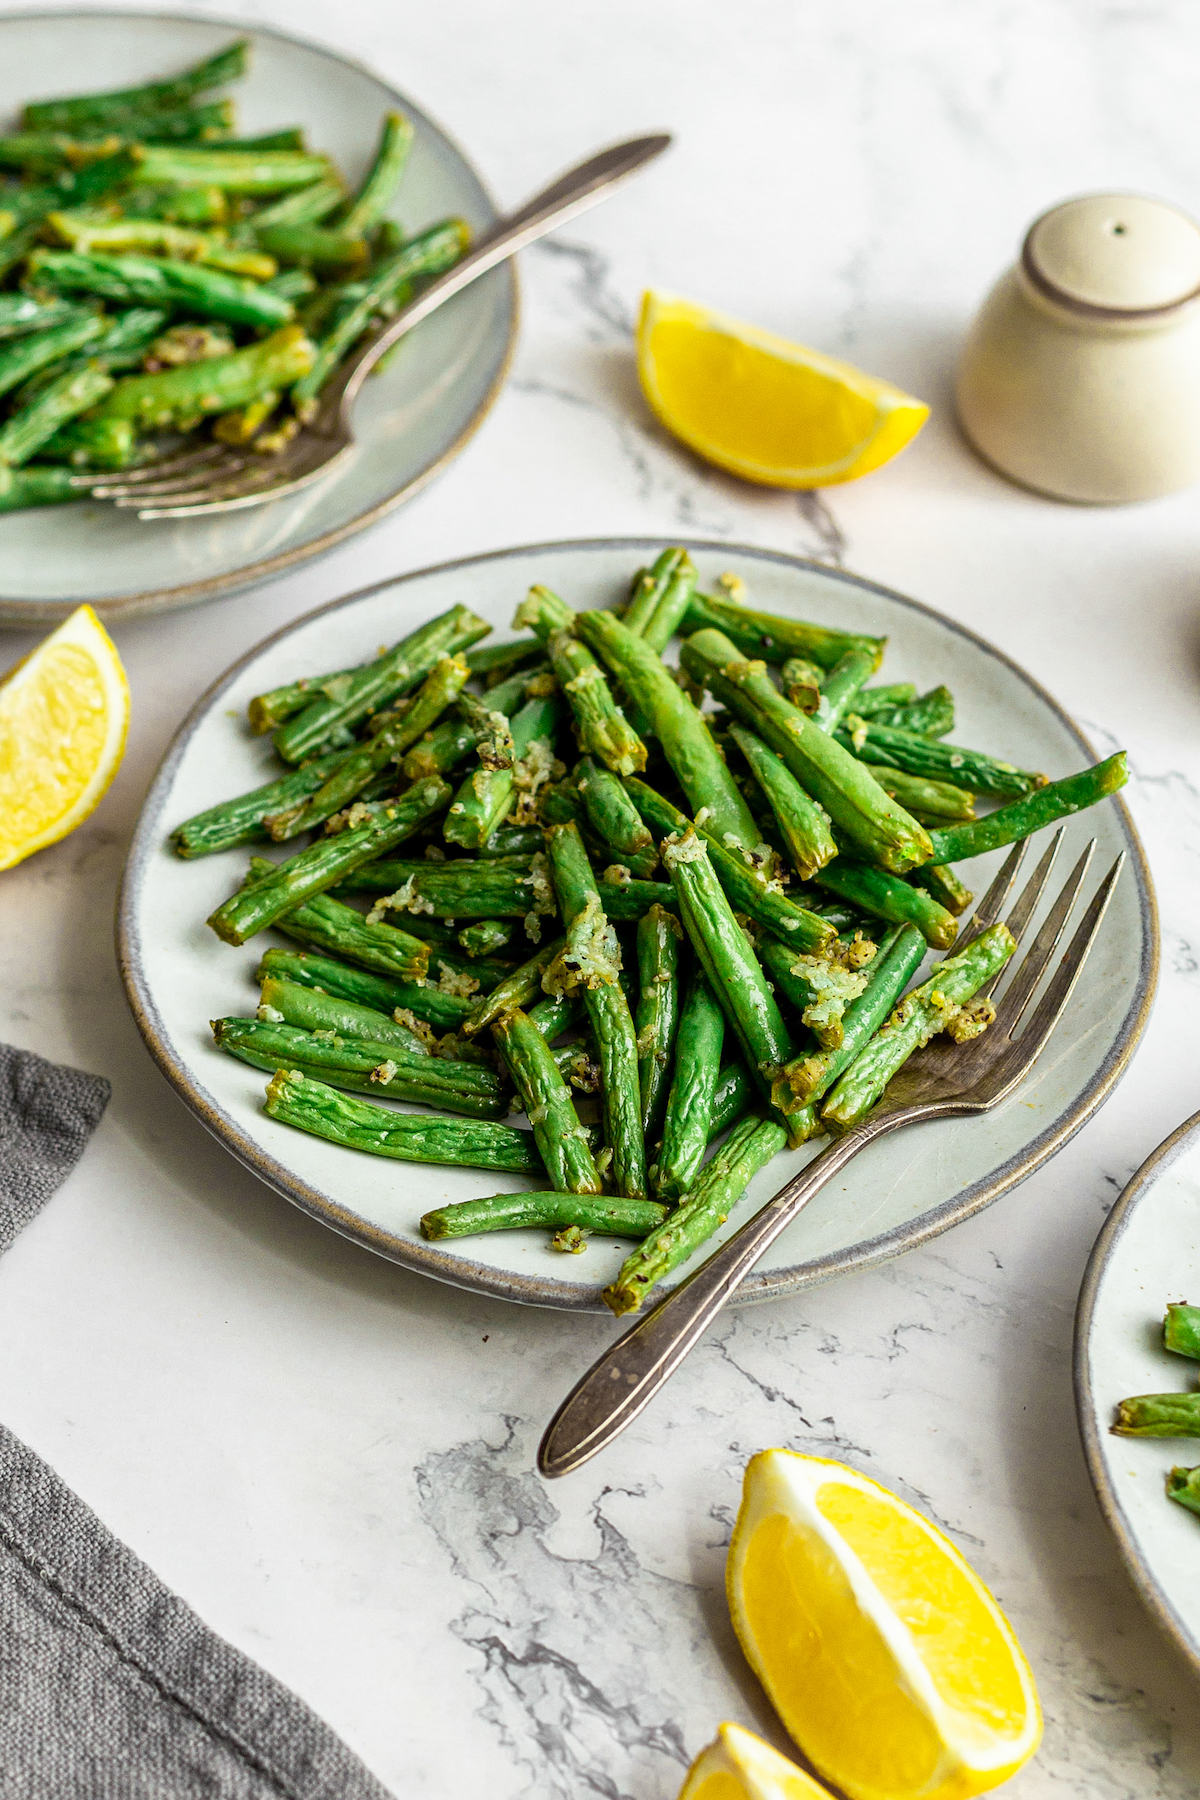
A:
<box><xmin>537</xmin><ymin>1116</ymin><xmax>896</xmax><ymax>1478</ymax></box>
<box><xmin>335</xmin><ymin>133</ymin><xmax>671</xmax><ymax>411</ymax></box>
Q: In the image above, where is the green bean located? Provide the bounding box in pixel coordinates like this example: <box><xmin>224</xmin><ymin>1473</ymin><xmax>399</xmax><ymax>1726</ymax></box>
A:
<box><xmin>257</xmin><ymin>974</ymin><xmax>428</xmax><ymax>1054</ymax></box>
<box><xmin>464</xmin><ymin>638</ymin><xmax>543</xmax><ymax>683</ymax></box>
<box><xmin>772</xmin><ymin>924</ymin><xmax>927</xmax><ymax>1113</ymax></box>
<box><xmin>45</xmin><ymin>210</ymin><xmax>274</xmax><ymax>278</ymax></box>
<box><xmin>821</xmin><ymin>923</ymin><xmax>1015</xmax><ymax>1128</ymax></box>
<box><xmin>863</xmin><ymin>686</ymin><xmax>955</xmax><ymax>738</ymax></box>
<box><xmin>0</xmin><ymin>465</ymin><xmax>80</xmax><ymax>511</ymax></box>
<box><xmin>526</xmin><ymin>992</ymin><xmax>585</xmax><ymax>1042</ymax></box>
<box><xmin>263</xmin><ymin>1069</ymin><xmax>541</xmax><ymax>1173</ymax></box>
<box><xmin>491</xmin><ymin>1008</ymin><xmax>601</xmax><ymax>1193</ymax></box>
<box><xmin>654</xmin><ymin>969</ymin><xmax>725</xmax><ymax>1199</ymax></box>
<box><xmin>681</xmin><ymin>588</ymin><xmax>884</xmax><ymax>670</ymax></box>
<box><xmin>870</xmin><ymin>766</ymin><xmax>975</xmax><ymax>823</ymax></box>
<box><xmin>458</xmin><ymin>920</ymin><xmax>512</xmax><ymax>958</ymax></box>
<box><xmin>170</xmin><ymin>750</ymin><xmax>351</xmax><ymax>857</ymax></box>
<box><xmin>121</xmin><ymin>182</ymin><xmax>229</xmax><ymax>225</ymax></box>
<box><xmin>643</xmin><ymin>556</ymin><xmax>700</xmax><ymax>654</ymax></box>
<box><xmin>679</xmin><ymin>629</ymin><xmax>932</xmax><ymax>875</ymax></box>
<box><xmin>36</xmin><ymin>415</ymin><xmax>137</xmax><ymax>469</ymax></box>
<box><xmin>662</xmin><ymin>830</ymin><xmax>796</xmax><ymax>1105</ymax></box>
<box><xmin>604</xmin><ymin>1114</ymin><xmax>787</xmax><ymax>1316</ymax></box>
<box><xmin>339</xmin><ymin>111</ymin><xmax>413</xmax><ymax>235</ymax></box>
<box><xmin>0</xmin><ymin>131</ymin><xmax>129</xmax><ymax>170</ymax></box>
<box><xmin>254</xmin><ymin>223</ymin><xmax>369</xmax><ymax>273</ymax></box>
<box><xmin>623</xmin><ymin>548</ymin><xmax>689</xmax><ymax>637</ymax></box>
<box><xmin>757</xmin><ymin>936</ymin><xmax>871</xmax><ymax>1049</ymax></box>
<box><xmin>729</xmin><ymin>725</ymin><xmax>837</xmax><ymax>879</ymax></box>
<box><xmin>292</xmin><ymin>219</ymin><xmax>470</xmax><ymax>408</ymax></box>
<box><xmin>0</xmin><ymin>312</ymin><xmax>105</xmax><ymax>400</ymax></box>
<box><xmin>479</xmin><ymin>826</ymin><xmax>545</xmax><ymax>858</ymax></box>
<box><xmin>461</xmin><ymin>938</ymin><xmax>566</xmax><ymax>1037</ymax></box>
<box><xmin>710</xmin><ymin>1060</ymin><xmax>755</xmax><ymax>1137</ymax></box>
<box><xmin>780</xmin><ymin>657</ymin><xmax>823</xmax><ymax>714</ymax></box>
<box><xmin>27</xmin><ymin>249</ymin><xmax>295</xmax><ymax>330</ymax></box>
<box><xmin>575</xmin><ymin>608</ymin><xmax>762</xmax><ymax>856</ymax></box>
<box><xmin>421</xmin><ymin>1190</ymin><xmax>665</xmax><ymax>1241</ymax></box>
<box><xmin>2</xmin><ymin>149</ymin><xmax>139</xmax><ymax>230</ymax></box>
<box><xmin>0</xmin><ymin>295</ymin><xmax>82</xmax><ymax>339</ymax></box>
<box><xmin>24</xmin><ymin>40</ymin><xmax>249</xmax><ymax>133</ymax></box>
<box><xmin>137</xmin><ymin>147</ymin><xmax>331</xmax><ymax>194</ymax></box>
<box><xmin>208</xmin><ymin>781</ymin><xmax>449</xmax><ymax>944</ymax></box>
<box><xmin>910</xmin><ymin>862</ymin><xmax>973</xmax><ymax>916</ymax></box>
<box><xmin>444</xmin><ymin>692</ymin><xmax>561</xmax><ymax>849</ymax></box>
<box><xmin>268</xmin><ymin>890</ymin><xmax>432</xmax><ymax>985</ymax></box>
<box><xmin>840</xmin><ymin>714</ymin><xmax>1045</xmax><ymax>800</ymax></box>
<box><xmin>244</xmin><ymin>182</ymin><xmax>347</xmax><ymax>241</ymax></box>
<box><xmin>337</xmin><ymin>857</ymin><xmax>546</xmax><ymax>922</ymax></box>
<box><xmin>269</xmin><ymin>655</ymin><xmax>469</xmax><ymax>839</ymax></box>
<box><xmin>1165</xmin><ymin>1305</ymin><xmax>1200</xmax><ymax>1361</ymax></box>
<box><xmin>223</xmin><ymin>130</ymin><xmax>308</xmax><ymax>155</ymax></box>
<box><xmin>92</xmin><ymin>324</ymin><xmax>313</xmax><ymax>429</ymax></box>
<box><xmin>625</xmin><ymin>780</ymin><xmax>836</xmax><ymax>954</ymax></box>
<box><xmin>814</xmin><ymin>859</ymin><xmax>957</xmax><ymax>949</ymax></box>
<box><xmin>274</xmin><ymin>604</ymin><xmax>489</xmax><ymax>763</ymax></box>
<box><xmin>256</xmin><ymin>946</ymin><xmax>472</xmax><ymax>1034</ymax></box>
<box><xmin>635</xmin><ymin>905</ymin><xmax>683</xmax><ymax>1138</ymax></box>
<box><xmin>1168</xmin><ymin>1467</ymin><xmax>1200</xmax><ymax>1514</ymax></box>
<box><xmin>214</xmin><ymin>1018</ymin><xmax>507</xmax><ymax>1118</ymax></box>
<box><xmin>577</xmin><ymin>757</ymin><xmax>658</xmax><ymax>878</ymax></box>
<box><xmin>0</xmin><ymin>362</ymin><xmax>112</xmax><ymax>467</ymax></box>
<box><xmin>514</xmin><ymin>587</ymin><xmax>647</xmax><ymax>776</ymax></box>
<box><xmin>1112</xmin><ymin>1394</ymin><xmax>1200</xmax><ymax>1437</ymax></box>
<box><xmin>813</xmin><ymin>646</ymin><xmax>878</xmax><ymax>733</ymax></box>
<box><xmin>854</xmin><ymin>683</ymin><xmax>918</xmax><ymax>716</ymax></box>
<box><xmin>248</xmin><ymin>665</ymin><xmax>363</xmax><ymax>734</ymax></box>
<box><xmin>422</xmin><ymin>945</ymin><xmax>514</xmax><ymax>996</ymax></box>
<box><xmin>545</xmin><ymin>824</ymin><xmax>647</xmax><ymax>1198</ymax></box>
<box><xmin>400</xmin><ymin>671</ymin><xmax>532</xmax><ymax>782</ymax></box>
<box><xmin>926</xmin><ymin>754</ymin><xmax>1129</xmax><ymax>863</ymax></box>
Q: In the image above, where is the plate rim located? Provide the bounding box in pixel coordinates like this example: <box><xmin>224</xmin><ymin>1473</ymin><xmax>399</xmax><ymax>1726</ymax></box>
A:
<box><xmin>0</xmin><ymin>4</ymin><xmax>519</xmax><ymax>629</ymax></box>
<box><xmin>117</xmin><ymin>534</ymin><xmax>1160</xmax><ymax>1311</ymax></box>
<box><xmin>1073</xmin><ymin>1107</ymin><xmax>1200</xmax><ymax>1676</ymax></box>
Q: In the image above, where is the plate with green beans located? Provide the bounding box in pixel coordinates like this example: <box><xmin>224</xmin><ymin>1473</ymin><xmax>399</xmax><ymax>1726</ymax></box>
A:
<box><xmin>1075</xmin><ymin>1110</ymin><xmax>1200</xmax><ymax>1675</ymax></box>
<box><xmin>0</xmin><ymin>12</ymin><xmax>516</xmax><ymax>625</ymax></box>
<box><xmin>119</xmin><ymin>537</ymin><xmax>1156</xmax><ymax>1311</ymax></box>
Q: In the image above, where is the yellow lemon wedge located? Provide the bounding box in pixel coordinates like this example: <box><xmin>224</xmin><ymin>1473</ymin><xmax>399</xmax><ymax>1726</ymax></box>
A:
<box><xmin>637</xmin><ymin>291</ymin><xmax>929</xmax><ymax>488</ymax></box>
<box><xmin>679</xmin><ymin>1721</ymin><xmax>836</xmax><ymax>1800</ymax></box>
<box><xmin>0</xmin><ymin>603</ymin><xmax>129</xmax><ymax>873</ymax></box>
<box><xmin>726</xmin><ymin>1450</ymin><xmax>1042</xmax><ymax>1800</ymax></box>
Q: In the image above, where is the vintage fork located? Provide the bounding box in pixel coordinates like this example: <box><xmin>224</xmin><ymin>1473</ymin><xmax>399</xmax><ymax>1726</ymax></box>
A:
<box><xmin>538</xmin><ymin>831</ymin><xmax>1125</xmax><ymax>1478</ymax></box>
<box><xmin>81</xmin><ymin>132</ymin><xmax>670</xmax><ymax>519</ymax></box>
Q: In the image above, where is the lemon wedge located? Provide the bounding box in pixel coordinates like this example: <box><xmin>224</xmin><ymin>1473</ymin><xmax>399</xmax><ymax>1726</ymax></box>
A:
<box><xmin>679</xmin><ymin>1721</ymin><xmax>836</xmax><ymax>1800</ymax></box>
<box><xmin>637</xmin><ymin>291</ymin><xmax>929</xmax><ymax>488</ymax></box>
<box><xmin>726</xmin><ymin>1450</ymin><xmax>1041</xmax><ymax>1800</ymax></box>
<box><xmin>0</xmin><ymin>603</ymin><xmax>129</xmax><ymax>873</ymax></box>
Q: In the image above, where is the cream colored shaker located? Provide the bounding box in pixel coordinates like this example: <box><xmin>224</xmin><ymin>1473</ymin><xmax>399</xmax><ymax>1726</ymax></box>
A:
<box><xmin>956</xmin><ymin>192</ymin><xmax>1200</xmax><ymax>503</ymax></box>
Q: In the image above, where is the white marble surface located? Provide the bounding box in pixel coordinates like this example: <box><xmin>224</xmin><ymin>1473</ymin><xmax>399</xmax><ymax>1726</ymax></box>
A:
<box><xmin>3</xmin><ymin>0</ymin><xmax>1200</xmax><ymax>1792</ymax></box>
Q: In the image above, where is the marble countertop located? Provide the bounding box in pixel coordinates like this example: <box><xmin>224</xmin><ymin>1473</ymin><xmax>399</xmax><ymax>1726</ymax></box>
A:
<box><xmin>3</xmin><ymin>0</ymin><xmax>1200</xmax><ymax>1793</ymax></box>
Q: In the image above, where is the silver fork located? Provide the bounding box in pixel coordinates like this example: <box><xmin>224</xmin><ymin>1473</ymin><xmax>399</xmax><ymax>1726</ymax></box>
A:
<box><xmin>538</xmin><ymin>833</ymin><xmax>1125</xmax><ymax>1478</ymax></box>
<box><xmin>81</xmin><ymin>132</ymin><xmax>670</xmax><ymax>519</ymax></box>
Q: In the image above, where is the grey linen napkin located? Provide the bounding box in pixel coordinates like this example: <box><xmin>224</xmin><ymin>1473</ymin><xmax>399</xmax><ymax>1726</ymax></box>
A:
<box><xmin>0</xmin><ymin>1045</ymin><xmax>392</xmax><ymax>1800</ymax></box>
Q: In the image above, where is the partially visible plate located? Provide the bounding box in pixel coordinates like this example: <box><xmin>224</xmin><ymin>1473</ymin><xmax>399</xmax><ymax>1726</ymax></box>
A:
<box><xmin>1075</xmin><ymin>1111</ymin><xmax>1200</xmax><ymax>1676</ymax></box>
<box><xmin>0</xmin><ymin>9</ymin><xmax>517</xmax><ymax>626</ymax></box>
<box><xmin>119</xmin><ymin>537</ymin><xmax>1157</xmax><ymax>1310</ymax></box>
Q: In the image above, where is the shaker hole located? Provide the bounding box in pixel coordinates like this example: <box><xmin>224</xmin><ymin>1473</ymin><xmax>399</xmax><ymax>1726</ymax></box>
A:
<box><xmin>1106</xmin><ymin>220</ymin><xmax>1128</xmax><ymax>235</ymax></box>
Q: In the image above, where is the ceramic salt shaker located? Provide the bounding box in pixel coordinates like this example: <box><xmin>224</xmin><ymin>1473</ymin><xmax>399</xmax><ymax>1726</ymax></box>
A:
<box><xmin>956</xmin><ymin>192</ymin><xmax>1200</xmax><ymax>503</ymax></box>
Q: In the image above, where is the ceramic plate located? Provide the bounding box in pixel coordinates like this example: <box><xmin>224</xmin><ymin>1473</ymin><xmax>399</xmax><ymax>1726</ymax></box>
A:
<box><xmin>119</xmin><ymin>538</ymin><xmax>1158</xmax><ymax>1311</ymax></box>
<box><xmin>1075</xmin><ymin>1111</ymin><xmax>1200</xmax><ymax>1674</ymax></box>
<box><xmin>0</xmin><ymin>9</ymin><xmax>517</xmax><ymax>626</ymax></box>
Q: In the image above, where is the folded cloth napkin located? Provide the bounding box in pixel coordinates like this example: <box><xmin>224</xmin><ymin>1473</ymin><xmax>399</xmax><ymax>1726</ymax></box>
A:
<box><xmin>0</xmin><ymin>1045</ymin><xmax>391</xmax><ymax>1800</ymax></box>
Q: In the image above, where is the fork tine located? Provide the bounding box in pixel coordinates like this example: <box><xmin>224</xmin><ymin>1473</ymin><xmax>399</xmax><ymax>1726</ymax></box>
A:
<box><xmin>109</xmin><ymin>452</ymin><xmax>254</xmax><ymax>502</ymax></box>
<box><xmin>955</xmin><ymin>840</ymin><xmax>1028</xmax><ymax>953</ymax></box>
<box><xmin>1001</xmin><ymin>828</ymin><xmax>1065</xmax><ymax>948</ymax></box>
<box><xmin>1005</xmin><ymin>853</ymin><xmax>1125</xmax><ymax>1063</ymax></box>
<box><xmin>89</xmin><ymin>442</ymin><xmax>232</xmax><ymax>495</ymax></box>
<box><xmin>993</xmin><ymin>839</ymin><xmax>1096</xmax><ymax>1031</ymax></box>
<box><xmin>134</xmin><ymin>445</ymin><xmax>350</xmax><ymax>518</ymax></box>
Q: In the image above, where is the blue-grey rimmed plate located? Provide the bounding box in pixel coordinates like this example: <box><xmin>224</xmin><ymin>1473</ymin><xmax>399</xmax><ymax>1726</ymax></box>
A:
<box><xmin>1075</xmin><ymin>1110</ymin><xmax>1200</xmax><ymax>1675</ymax></box>
<box><xmin>118</xmin><ymin>538</ymin><xmax>1158</xmax><ymax>1310</ymax></box>
<box><xmin>0</xmin><ymin>8</ymin><xmax>517</xmax><ymax>626</ymax></box>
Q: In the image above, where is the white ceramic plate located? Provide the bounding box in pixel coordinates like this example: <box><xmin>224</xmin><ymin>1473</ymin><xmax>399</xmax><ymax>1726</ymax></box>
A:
<box><xmin>119</xmin><ymin>538</ymin><xmax>1158</xmax><ymax>1311</ymax></box>
<box><xmin>0</xmin><ymin>9</ymin><xmax>516</xmax><ymax>626</ymax></box>
<box><xmin>1075</xmin><ymin>1111</ymin><xmax>1200</xmax><ymax>1674</ymax></box>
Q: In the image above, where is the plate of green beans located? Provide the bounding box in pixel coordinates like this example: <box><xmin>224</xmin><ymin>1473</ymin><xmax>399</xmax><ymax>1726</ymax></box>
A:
<box><xmin>119</xmin><ymin>537</ymin><xmax>1156</xmax><ymax>1311</ymax></box>
<box><xmin>1076</xmin><ymin>1110</ymin><xmax>1200</xmax><ymax>1676</ymax></box>
<box><xmin>0</xmin><ymin>12</ymin><xmax>516</xmax><ymax>625</ymax></box>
